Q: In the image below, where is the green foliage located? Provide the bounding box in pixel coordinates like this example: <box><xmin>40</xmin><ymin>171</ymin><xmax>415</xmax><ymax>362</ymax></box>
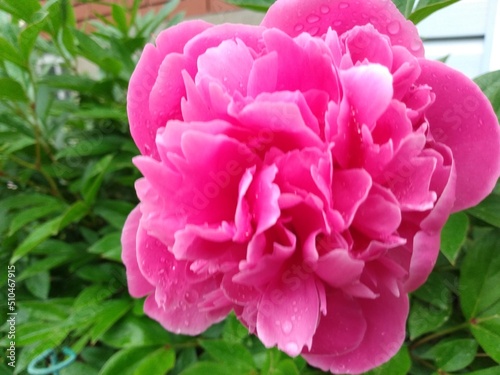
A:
<box><xmin>1</xmin><ymin>1</ymin><xmax>500</xmax><ymax>375</ymax></box>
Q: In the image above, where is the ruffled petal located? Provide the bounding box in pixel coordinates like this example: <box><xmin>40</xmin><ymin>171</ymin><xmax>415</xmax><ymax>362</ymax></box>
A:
<box><xmin>121</xmin><ymin>206</ymin><xmax>154</xmax><ymax>297</ymax></box>
<box><xmin>256</xmin><ymin>273</ymin><xmax>320</xmax><ymax>356</ymax></box>
<box><xmin>137</xmin><ymin>226</ymin><xmax>230</xmax><ymax>335</ymax></box>
<box><xmin>416</xmin><ymin>59</ymin><xmax>500</xmax><ymax>211</ymax></box>
<box><xmin>303</xmin><ymin>284</ymin><xmax>409</xmax><ymax>374</ymax></box>
<box><xmin>127</xmin><ymin>20</ymin><xmax>212</xmax><ymax>158</ymax></box>
<box><xmin>261</xmin><ymin>0</ymin><xmax>424</xmax><ymax>57</ymax></box>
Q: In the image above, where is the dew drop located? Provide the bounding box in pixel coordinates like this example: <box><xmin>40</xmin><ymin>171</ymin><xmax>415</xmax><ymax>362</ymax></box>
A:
<box><xmin>285</xmin><ymin>342</ymin><xmax>300</xmax><ymax>355</ymax></box>
<box><xmin>307</xmin><ymin>14</ymin><xmax>320</xmax><ymax>23</ymax></box>
<box><xmin>309</xmin><ymin>26</ymin><xmax>320</xmax><ymax>36</ymax></box>
<box><xmin>320</xmin><ymin>5</ymin><xmax>330</xmax><ymax>14</ymax></box>
<box><xmin>281</xmin><ymin>321</ymin><xmax>293</xmax><ymax>334</ymax></box>
<box><xmin>410</xmin><ymin>39</ymin><xmax>421</xmax><ymax>52</ymax></box>
<box><xmin>387</xmin><ymin>20</ymin><xmax>400</xmax><ymax>35</ymax></box>
<box><xmin>339</xmin><ymin>2</ymin><xmax>349</xmax><ymax>9</ymax></box>
<box><xmin>294</xmin><ymin>23</ymin><xmax>304</xmax><ymax>32</ymax></box>
<box><xmin>333</xmin><ymin>20</ymin><xmax>342</xmax><ymax>27</ymax></box>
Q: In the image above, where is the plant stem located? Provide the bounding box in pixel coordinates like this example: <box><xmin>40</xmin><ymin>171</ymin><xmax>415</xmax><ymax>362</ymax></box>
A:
<box><xmin>410</xmin><ymin>322</ymin><xmax>469</xmax><ymax>349</ymax></box>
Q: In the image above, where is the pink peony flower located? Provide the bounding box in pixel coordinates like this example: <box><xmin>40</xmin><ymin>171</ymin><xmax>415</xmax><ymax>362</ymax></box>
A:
<box><xmin>122</xmin><ymin>0</ymin><xmax>500</xmax><ymax>373</ymax></box>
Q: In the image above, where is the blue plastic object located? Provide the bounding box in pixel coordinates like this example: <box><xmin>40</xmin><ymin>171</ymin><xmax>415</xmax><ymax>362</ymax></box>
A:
<box><xmin>27</xmin><ymin>347</ymin><xmax>76</xmax><ymax>375</ymax></box>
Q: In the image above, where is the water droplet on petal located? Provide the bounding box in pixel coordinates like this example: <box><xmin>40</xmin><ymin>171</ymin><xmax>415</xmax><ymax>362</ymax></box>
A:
<box><xmin>410</xmin><ymin>39</ymin><xmax>421</xmax><ymax>52</ymax></box>
<box><xmin>294</xmin><ymin>23</ymin><xmax>304</xmax><ymax>32</ymax></box>
<box><xmin>307</xmin><ymin>14</ymin><xmax>320</xmax><ymax>23</ymax></box>
<box><xmin>333</xmin><ymin>20</ymin><xmax>342</xmax><ymax>27</ymax></box>
<box><xmin>309</xmin><ymin>26</ymin><xmax>320</xmax><ymax>36</ymax></box>
<box><xmin>387</xmin><ymin>20</ymin><xmax>400</xmax><ymax>35</ymax></box>
<box><xmin>320</xmin><ymin>5</ymin><xmax>330</xmax><ymax>14</ymax></box>
<box><xmin>282</xmin><ymin>321</ymin><xmax>293</xmax><ymax>334</ymax></box>
<box><xmin>285</xmin><ymin>342</ymin><xmax>300</xmax><ymax>355</ymax></box>
<box><xmin>339</xmin><ymin>2</ymin><xmax>349</xmax><ymax>9</ymax></box>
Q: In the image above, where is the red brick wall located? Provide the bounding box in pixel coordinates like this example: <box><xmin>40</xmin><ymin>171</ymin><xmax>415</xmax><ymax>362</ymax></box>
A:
<box><xmin>74</xmin><ymin>0</ymin><xmax>237</xmax><ymax>26</ymax></box>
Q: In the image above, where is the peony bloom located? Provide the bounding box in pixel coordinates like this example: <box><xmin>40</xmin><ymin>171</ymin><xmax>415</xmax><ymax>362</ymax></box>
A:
<box><xmin>122</xmin><ymin>0</ymin><xmax>500</xmax><ymax>373</ymax></box>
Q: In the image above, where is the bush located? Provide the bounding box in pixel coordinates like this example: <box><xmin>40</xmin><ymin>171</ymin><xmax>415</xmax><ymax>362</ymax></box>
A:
<box><xmin>1</xmin><ymin>1</ymin><xmax>500</xmax><ymax>374</ymax></box>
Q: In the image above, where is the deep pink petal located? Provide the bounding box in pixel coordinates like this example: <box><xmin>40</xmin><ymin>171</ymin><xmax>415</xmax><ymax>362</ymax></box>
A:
<box><xmin>127</xmin><ymin>20</ymin><xmax>212</xmax><ymax>158</ymax></box>
<box><xmin>305</xmin><ymin>290</ymin><xmax>367</xmax><ymax>356</ymax></box>
<box><xmin>197</xmin><ymin>38</ymin><xmax>254</xmax><ymax>95</ymax></box>
<box><xmin>416</xmin><ymin>59</ymin><xmax>500</xmax><ymax>211</ymax></box>
<box><xmin>315</xmin><ymin>251</ymin><xmax>364</xmax><ymax>288</ymax></box>
<box><xmin>136</xmin><ymin>226</ymin><xmax>230</xmax><ymax>335</ymax></box>
<box><xmin>256</xmin><ymin>273</ymin><xmax>320</xmax><ymax>356</ymax></box>
<box><xmin>121</xmin><ymin>206</ymin><xmax>154</xmax><ymax>297</ymax></box>
<box><xmin>303</xmin><ymin>284</ymin><xmax>409</xmax><ymax>374</ymax></box>
<box><xmin>261</xmin><ymin>0</ymin><xmax>424</xmax><ymax>57</ymax></box>
<box><xmin>332</xmin><ymin>169</ymin><xmax>372</xmax><ymax>228</ymax></box>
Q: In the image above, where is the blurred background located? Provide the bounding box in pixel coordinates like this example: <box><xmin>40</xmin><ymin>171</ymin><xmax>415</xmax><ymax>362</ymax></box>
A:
<box><xmin>1</xmin><ymin>1</ymin><xmax>499</xmax><ymax>375</ymax></box>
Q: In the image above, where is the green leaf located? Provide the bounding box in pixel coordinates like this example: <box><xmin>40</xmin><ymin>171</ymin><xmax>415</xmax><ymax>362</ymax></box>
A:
<box><xmin>8</xmin><ymin>202</ymin><xmax>64</xmax><ymax>236</ymax></box>
<box><xmin>17</xmin><ymin>253</ymin><xmax>77</xmax><ymax>280</ymax></box>
<box><xmin>461</xmin><ymin>232</ymin><xmax>500</xmax><ymax>318</ymax></box>
<box><xmin>81</xmin><ymin>155</ymin><xmax>114</xmax><ymax>205</ymax></box>
<box><xmin>17</xmin><ymin>299</ymin><xmax>72</xmax><ymax>321</ymax></box>
<box><xmin>11</xmin><ymin>217</ymin><xmax>61</xmax><ymax>263</ymax></box>
<box><xmin>469</xmin><ymin>366</ymin><xmax>500</xmax><ymax>375</ymax></box>
<box><xmin>0</xmin><ymin>37</ymin><xmax>25</xmax><ymax>67</ymax></box>
<box><xmin>133</xmin><ymin>347</ymin><xmax>175</xmax><ymax>375</ymax></box>
<box><xmin>0</xmin><ymin>133</ymin><xmax>35</xmax><ymax>154</ymax></box>
<box><xmin>440</xmin><ymin>212</ymin><xmax>469</xmax><ymax>264</ymax></box>
<box><xmin>475</xmin><ymin>70</ymin><xmax>500</xmax><ymax>122</ymax></box>
<box><xmin>90</xmin><ymin>299</ymin><xmax>132</xmax><ymax>343</ymax></box>
<box><xmin>137</xmin><ymin>0</ymin><xmax>180</xmax><ymax>36</ymax></box>
<box><xmin>0</xmin><ymin>0</ymin><xmax>41</xmax><ymax>22</ymax></box>
<box><xmin>392</xmin><ymin>0</ymin><xmax>417</xmax><ymax>17</ymax></box>
<box><xmin>112</xmin><ymin>4</ymin><xmax>128</xmax><ymax>35</ymax></box>
<box><xmin>101</xmin><ymin>315</ymin><xmax>172</xmax><ymax>348</ymax></box>
<box><xmin>99</xmin><ymin>347</ymin><xmax>157</xmax><ymax>375</ymax></box>
<box><xmin>180</xmin><ymin>362</ymin><xmax>235</xmax><ymax>375</ymax></box>
<box><xmin>0</xmin><ymin>193</ymin><xmax>61</xmax><ymax>210</ymax></box>
<box><xmin>88</xmin><ymin>232</ymin><xmax>122</xmax><ymax>262</ymax></box>
<box><xmin>413</xmin><ymin>271</ymin><xmax>453</xmax><ymax>310</ymax></box>
<box><xmin>10</xmin><ymin>201</ymin><xmax>88</xmax><ymax>262</ymax></box>
<box><xmin>94</xmin><ymin>200</ymin><xmax>135</xmax><ymax>229</ymax></box>
<box><xmin>14</xmin><ymin>321</ymin><xmax>68</xmax><ymax>347</ymax></box>
<box><xmin>364</xmin><ymin>345</ymin><xmax>411</xmax><ymax>375</ymax></box>
<box><xmin>467</xmin><ymin>193</ymin><xmax>500</xmax><ymax>228</ymax></box>
<box><xmin>408</xmin><ymin>298</ymin><xmax>452</xmax><ymax>340</ymax></box>
<box><xmin>0</xmin><ymin>77</ymin><xmax>27</xmax><ymax>101</ymax></box>
<box><xmin>19</xmin><ymin>13</ymin><xmax>47</xmax><ymax>59</ymax></box>
<box><xmin>224</xmin><ymin>0</ymin><xmax>275</xmax><ymax>12</ymax></box>
<box><xmin>60</xmin><ymin>362</ymin><xmax>98</xmax><ymax>375</ymax></box>
<box><xmin>409</xmin><ymin>0</ymin><xmax>461</xmax><ymax>24</ymax></box>
<box><xmin>25</xmin><ymin>271</ymin><xmax>50</xmax><ymax>299</ymax></box>
<box><xmin>460</xmin><ymin>231</ymin><xmax>500</xmax><ymax>362</ymax></box>
<box><xmin>422</xmin><ymin>339</ymin><xmax>477</xmax><ymax>371</ymax></box>
<box><xmin>200</xmin><ymin>339</ymin><xmax>255</xmax><ymax>371</ymax></box>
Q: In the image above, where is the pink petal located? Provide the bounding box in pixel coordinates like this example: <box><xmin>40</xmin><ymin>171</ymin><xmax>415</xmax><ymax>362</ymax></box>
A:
<box><xmin>305</xmin><ymin>290</ymin><xmax>367</xmax><ymax>356</ymax></box>
<box><xmin>303</xmin><ymin>284</ymin><xmax>409</xmax><ymax>374</ymax></box>
<box><xmin>352</xmin><ymin>186</ymin><xmax>401</xmax><ymax>239</ymax></box>
<box><xmin>261</xmin><ymin>0</ymin><xmax>424</xmax><ymax>57</ymax></box>
<box><xmin>262</xmin><ymin>29</ymin><xmax>339</xmax><ymax>98</ymax></box>
<box><xmin>256</xmin><ymin>273</ymin><xmax>320</xmax><ymax>357</ymax></box>
<box><xmin>127</xmin><ymin>20</ymin><xmax>211</xmax><ymax>158</ymax></box>
<box><xmin>332</xmin><ymin>169</ymin><xmax>372</xmax><ymax>228</ymax></box>
<box><xmin>416</xmin><ymin>59</ymin><xmax>500</xmax><ymax>211</ymax></box>
<box><xmin>197</xmin><ymin>38</ymin><xmax>254</xmax><ymax>95</ymax></box>
<box><xmin>340</xmin><ymin>64</ymin><xmax>394</xmax><ymax>130</ymax></box>
<box><xmin>121</xmin><ymin>206</ymin><xmax>154</xmax><ymax>297</ymax></box>
<box><xmin>184</xmin><ymin>23</ymin><xmax>265</xmax><ymax>61</ymax></box>
<box><xmin>315</xmin><ymin>251</ymin><xmax>365</xmax><ymax>288</ymax></box>
<box><xmin>341</xmin><ymin>24</ymin><xmax>393</xmax><ymax>68</ymax></box>
<box><xmin>136</xmin><ymin>227</ymin><xmax>230</xmax><ymax>335</ymax></box>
